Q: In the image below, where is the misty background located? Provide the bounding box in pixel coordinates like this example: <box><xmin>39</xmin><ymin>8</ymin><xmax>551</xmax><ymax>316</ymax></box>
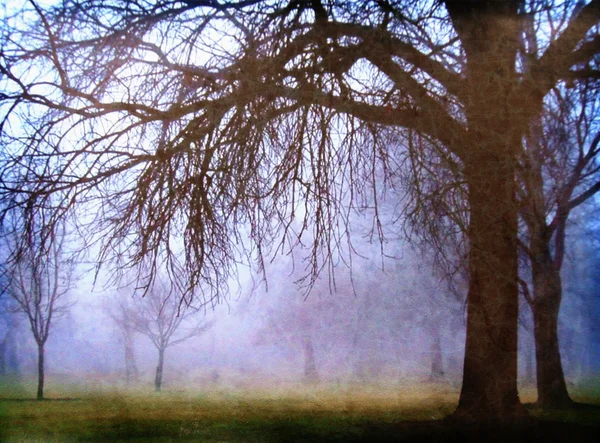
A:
<box><xmin>2</xmin><ymin>203</ymin><xmax>598</xmax><ymax>395</ymax></box>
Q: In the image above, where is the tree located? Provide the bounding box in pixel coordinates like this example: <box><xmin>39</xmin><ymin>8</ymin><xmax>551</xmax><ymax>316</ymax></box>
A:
<box><xmin>510</xmin><ymin>2</ymin><xmax>600</xmax><ymax>406</ymax></box>
<box><xmin>257</xmin><ymin>304</ymin><xmax>322</xmax><ymax>384</ymax></box>
<box><xmin>252</xmin><ymin>260</ymin><xmax>342</xmax><ymax>385</ymax></box>
<box><xmin>1</xmin><ymin>0</ymin><xmax>599</xmax><ymax>420</ymax></box>
<box><xmin>395</xmin><ymin>1</ymin><xmax>600</xmax><ymax>409</ymax></box>
<box><xmin>122</xmin><ymin>278</ymin><xmax>212</xmax><ymax>391</ymax></box>
<box><xmin>0</xmin><ymin>294</ymin><xmax>21</xmax><ymax>377</ymax></box>
<box><xmin>1</xmin><ymin>218</ymin><xmax>74</xmax><ymax>400</ymax></box>
<box><xmin>104</xmin><ymin>297</ymin><xmax>140</xmax><ymax>385</ymax></box>
<box><xmin>519</xmin><ymin>74</ymin><xmax>600</xmax><ymax>406</ymax></box>
<box><xmin>403</xmin><ymin>21</ymin><xmax>600</xmax><ymax>407</ymax></box>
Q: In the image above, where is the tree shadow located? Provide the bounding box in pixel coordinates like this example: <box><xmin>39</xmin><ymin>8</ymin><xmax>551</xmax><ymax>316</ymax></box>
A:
<box><xmin>264</xmin><ymin>417</ymin><xmax>599</xmax><ymax>443</ymax></box>
<box><xmin>572</xmin><ymin>402</ymin><xmax>600</xmax><ymax>411</ymax></box>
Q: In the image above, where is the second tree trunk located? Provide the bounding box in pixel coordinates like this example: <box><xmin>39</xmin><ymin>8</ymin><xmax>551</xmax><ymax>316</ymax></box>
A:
<box><xmin>155</xmin><ymin>348</ymin><xmax>165</xmax><ymax>392</ymax></box>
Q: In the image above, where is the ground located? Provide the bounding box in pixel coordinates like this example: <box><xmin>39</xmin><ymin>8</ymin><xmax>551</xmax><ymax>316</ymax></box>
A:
<box><xmin>0</xmin><ymin>377</ymin><xmax>598</xmax><ymax>441</ymax></box>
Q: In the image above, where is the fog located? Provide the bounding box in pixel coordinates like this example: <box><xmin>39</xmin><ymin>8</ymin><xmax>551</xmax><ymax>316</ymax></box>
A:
<box><xmin>2</xmin><ymin>213</ymin><xmax>598</xmax><ymax>396</ymax></box>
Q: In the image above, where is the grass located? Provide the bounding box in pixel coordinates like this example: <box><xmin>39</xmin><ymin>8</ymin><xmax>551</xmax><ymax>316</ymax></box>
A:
<box><xmin>0</xmin><ymin>378</ymin><xmax>598</xmax><ymax>442</ymax></box>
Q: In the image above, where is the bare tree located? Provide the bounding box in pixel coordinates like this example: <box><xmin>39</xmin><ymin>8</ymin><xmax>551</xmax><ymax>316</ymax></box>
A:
<box><xmin>104</xmin><ymin>297</ymin><xmax>140</xmax><ymax>385</ymax></box>
<box><xmin>400</xmin><ymin>2</ymin><xmax>600</xmax><ymax>408</ymax></box>
<box><xmin>403</xmin><ymin>70</ymin><xmax>600</xmax><ymax>408</ymax></box>
<box><xmin>2</xmin><ymin>218</ymin><xmax>74</xmax><ymax>400</ymax></box>
<box><xmin>511</xmin><ymin>3</ymin><xmax>600</xmax><ymax>406</ymax></box>
<box><xmin>1</xmin><ymin>0</ymin><xmax>599</xmax><ymax>419</ymax></box>
<box><xmin>122</xmin><ymin>278</ymin><xmax>212</xmax><ymax>392</ymax></box>
<box><xmin>253</xmin><ymin>281</ymin><xmax>331</xmax><ymax>385</ymax></box>
<box><xmin>518</xmin><ymin>79</ymin><xmax>600</xmax><ymax>406</ymax></box>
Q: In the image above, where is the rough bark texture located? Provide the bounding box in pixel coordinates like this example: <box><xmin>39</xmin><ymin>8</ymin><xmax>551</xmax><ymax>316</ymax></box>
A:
<box><xmin>446</xmin><ymin>0</ymin><xmax>526</xmax><ymax>421</ymax></box>
<box><xmin>155</xmin><ymin>348</ymin><xmax>165</xmax><ymax>392</ymax></box>
<box><xmin>37</xmin><ymin>343</ymin><xmax>44</xmax><ymax>400</ymax></box>
<box><xmin>532</xmin><ymin>255</ymin><xmax>573</xmax><ymax>407</ymax></box>
<box><xmin>457</xmin><ymin>157</ymin><xmax>523</xmax><ymax>420</ymax></box>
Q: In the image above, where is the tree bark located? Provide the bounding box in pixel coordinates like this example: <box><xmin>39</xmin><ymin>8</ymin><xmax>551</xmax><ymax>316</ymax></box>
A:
<box><xmin>445</xmin><ymin>0</ymin><xmax>528</xmax><ymax>421</ymax></box>
<box><xmin>532</xmin><ymin>256</ymin><xmax>573</xmax><ymax>407</ymax></box>
<box><xmin>155</xmin><ymin>348</ymin><xmax>165</xmax><ymax>392</ymax></box>
<box><xmin>37</xmin><ymin>342</ymin><xmax>44</xmax><ymax>400</ymax></box>
<box><xmin>455</xmin><ymin>156</ymin><xmax>524</xmax><ymax>421</ymax></box>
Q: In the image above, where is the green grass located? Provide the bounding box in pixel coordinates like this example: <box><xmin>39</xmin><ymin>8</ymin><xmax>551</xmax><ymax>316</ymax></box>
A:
<box><xmin>0</xmin><ymin>379</ymin><xmax>598</xmax><ymax>442</ymax></box>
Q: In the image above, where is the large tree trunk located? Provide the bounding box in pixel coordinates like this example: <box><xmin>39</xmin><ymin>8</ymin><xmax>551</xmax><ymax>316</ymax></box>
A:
<box><xmin>37</xmin><ymin>342</ymin><xmax>44</xmax><ymax>400</ymax></box>
<box><xmin>445</xmin><ymin>0</ymin><xmax>528</xmax><ymax>421</ymax></box>
<box><xmin>532</xmin><ymin>256</ymin><xmax>572</xmax><ymax>407</ymax></box>
<box><xmin>155</xmin><ymin>348</ymin><xmax>165</xmax><ymax>392</ymax></box>
<box><xmin>455</xmin><ymin>156</ymin><xmax>523</xmax><ymax>421</ymax></box>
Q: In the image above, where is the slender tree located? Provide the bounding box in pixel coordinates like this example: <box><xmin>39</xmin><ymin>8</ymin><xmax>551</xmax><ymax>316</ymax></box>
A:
<box><xmin>512</xmin><ymin>2</ymin><xmax>600</xmax><ymax>406</ymax></box>
<box><xmin>123</xmin><ymin>278</ymin><xmax>212</xmax><ymax>392</ymax></box>
<box><xmin>519</xmin><ymin>80</ymin><xmax>600</xmax><ymax>406</ymax></box>
<box><xmin>1</xmin><ymin>1</ymin><xmax>599</xmax><ymax>419</ymax></box>
<box><xmin>104</xmin><ymin>297</ymin><xmax>140</xmax><ymax>385</ymax></box>
<box><xmin>2</xmin><ymin>219</ymin><xmax>74</xmax><ymax>400</ymax></box>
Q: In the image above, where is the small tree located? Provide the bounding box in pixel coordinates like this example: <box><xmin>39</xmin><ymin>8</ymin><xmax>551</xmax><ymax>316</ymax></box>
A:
<box><xmin>104</xmin><ymin>297</ymin><xmax>140</xmax><ymax>385</ymax></box>
<box><xmin>123</xmin><ymin>279</ymin><xmax>212</xmax><ymax>391</ymax></box>
<box><xmin>255</xmin><ymin>289</ymin><xmax>327</xmax><ymax>385</ymax></box>
<box><xmin>2</xmin><ymin>219</ymin><xmax>74</xmax><ymax>400</ymax></box>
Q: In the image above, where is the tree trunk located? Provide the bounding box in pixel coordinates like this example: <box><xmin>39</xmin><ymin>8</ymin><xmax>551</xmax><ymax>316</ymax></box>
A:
<box><xmin>155</xmin><ymin>348</ymin><xmax>165</xmax><ymax>392</ymax></box>
<box><xmin>532</xmin><ymin>258</ymin><xmax>572</xmax><ymax>407</ymax></box>
<box><xmin>429</xmin><ymin>330</ymin><xmax>444</xmax><ymax>381</ymax></box>
<box><xmin>455</xmin><ymin>157</ymin><xmax>524</xmax><ymax>421</ymax></box>
<box><xmin>524</xmin><ymin>334</ymin><xmax>535</xmax><ymax>385</ymax></box>
<box><xmin>1</xmin><ymin>326</ymin><xmax>20</xmax><ymax>377</ymax></box>
<box><xmin>37</xmin><ymin>342</ymin><xmax>44</xmax><ymax>400</ymax></box>
<box><xmin>7</xmin><ymin>328</ymin><xmax>19</xmax><ymax>376</ymax></box>
<box><xmin>0</xmin><ymin>338</ymin><xmax>6</xmax><ymax>376</ymax></box>
<box><xmin>124</xmin><ymin>336</ymin><xmax>139</xmax><ymax>385</ymax></box>
<box><xmin>302</xmin><ymin>335</ymin><xmax>318</xmax><ymax>384</ymax></box>
<box><xmin>445</xmin><ymin>0</ymin><xmax>529</xmax><ymax>421</ymax></box>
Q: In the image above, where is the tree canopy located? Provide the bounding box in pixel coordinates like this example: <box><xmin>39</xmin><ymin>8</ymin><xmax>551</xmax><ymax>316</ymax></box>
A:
<box><xmin>1</xmin><ymin>0</ymin><xmax>599</xmax><ymax>420</ymax></box>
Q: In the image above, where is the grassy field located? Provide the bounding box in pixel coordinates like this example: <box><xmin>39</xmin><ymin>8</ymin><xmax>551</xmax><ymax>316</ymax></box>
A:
<box><xmin>1</xmin><ymin>378</ymin><xmax>599</xmax><ymax>442</ymax></box>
